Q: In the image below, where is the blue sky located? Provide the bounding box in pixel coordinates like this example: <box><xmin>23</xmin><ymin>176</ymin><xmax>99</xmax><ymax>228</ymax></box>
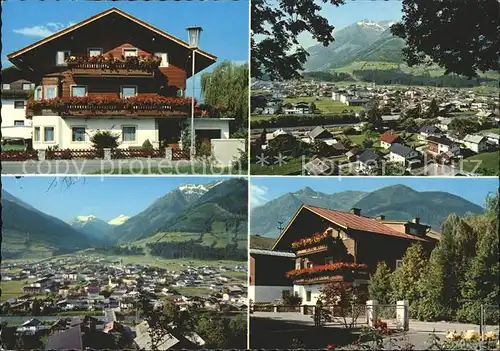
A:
<box><xmin>298</xmin><ymin>0</ymin><xmax>403</xmax><ymax>48</ymax></box>
<box><xmin>1</xmin><ymin>176</ymin><xmax>231</xmax><ymax>222</ymax></box>
<box><xmin>1</xmin><ymin>1</ymin><xmax>249</xmax><ymax>100</ymax></box>
<box><xmin>250</xmin><ymin>177</ymin><xmax>499</xmax><ymax>208</ymax></box>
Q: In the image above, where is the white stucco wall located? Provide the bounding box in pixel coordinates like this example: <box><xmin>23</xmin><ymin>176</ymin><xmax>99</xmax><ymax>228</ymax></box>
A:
<box><xmin>211</xmin><ymin>138</ymin><xmax>246</xmax><ymax>166</ymax></box>
<box><xmin>249</xmin><ymin>286</ymin><xmax>293</xmax><ymax>303</ymax></box>
<box><xmin>191</xmin><ymin>118</ymin><xmax>231</xmax><ymax>139</ymax></box>
<box><xmin>294</xmin><ymin>284</ymin><xmax>323</xmax><ymax>305</ymax></box>
<box><xmin>31</xmin><ymin>115</ymin><xmax>157</xmax><ymax>150</ymax></box>
<box><xmin>1</xmin><ymin>99</ymin><xmax>32</xmax><ymax>139</ymax></box>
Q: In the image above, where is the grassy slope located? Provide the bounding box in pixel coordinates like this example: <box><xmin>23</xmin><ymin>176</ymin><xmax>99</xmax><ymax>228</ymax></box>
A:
<box><xmin>0</xmin><ymin>279</ymin><xmax>36</xmax><ymax>301</ymax></box>
<box><xmin>284</xmin><ymin>96</ymin><xmax>364</xmax><ymax>114</ymax></box>
<box><xmin>462</xmin><ymin>151</ymin><xmax>500</xmax><ymax>173</ymax></box>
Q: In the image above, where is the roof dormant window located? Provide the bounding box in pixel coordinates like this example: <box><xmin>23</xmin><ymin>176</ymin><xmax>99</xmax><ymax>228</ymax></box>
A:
<box><xmin>56</xmin><ymin>51</ymin><xmax>71</xmax><ymax>66</ymax></box>
<box><xmin>123</xmin><ymin>48</ymin><xmax>138</xmax><ymax>57</ymax></box>
<box><xmin>44</xmin><ymin>86</ymin><xmax>57</xmax><ymax>99</ymax></box>
<box><xmin>22</xmin><ymin>83</ymin><xmax>32</xmax><ymax>90</ymax></box>
<box><xmin>155</xmin><ymin>52</ymin><xmax>169</xmax><ymax>67</ymax></box>
<box><xmin>3</xmin><ymin>84</ymin><xmax>11</xmax><ymax>90</ymax></box>
<box><xmin>88</xmin><ymin>48</ymin><xmax>103</xmax><ymax>57</ymax></box>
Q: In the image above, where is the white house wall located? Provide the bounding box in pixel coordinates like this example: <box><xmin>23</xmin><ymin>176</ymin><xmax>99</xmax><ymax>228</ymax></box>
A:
<box><xmin>249</xmin><ymin>285</ymin><xmax>293</xmax><ymax>303</ymax></box>
<box><xmin>294</xmin><ymin>284</ymin><xmax>323</xmax><ymax>305</ymax></box>
<box><xmin>191</xmin><ymin>118</ymin><xmax>230</xmax><ymax>139</ymax></box>
<box><xmin>1</xmin><ymin>99</ymin><xmax>32</xmax><ymax>139</ymax></box>
<box><xmin>31</xmin><ymin>115</ymin><xmax>157</xmax><ymax>150</ymax></box>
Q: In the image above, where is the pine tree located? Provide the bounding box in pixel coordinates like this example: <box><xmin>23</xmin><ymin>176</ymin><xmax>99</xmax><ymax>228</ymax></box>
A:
<box><xmin>369</xmin><ymin>261</ymin><xmax>392</xmax><ymax>304</ymax></box>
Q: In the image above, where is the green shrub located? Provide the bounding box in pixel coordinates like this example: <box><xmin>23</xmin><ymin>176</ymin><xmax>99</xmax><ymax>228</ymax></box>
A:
<box><xmin>142</xmin><ymin>139</ymin><xmax>153</xmax><ymax>150</ymax></box>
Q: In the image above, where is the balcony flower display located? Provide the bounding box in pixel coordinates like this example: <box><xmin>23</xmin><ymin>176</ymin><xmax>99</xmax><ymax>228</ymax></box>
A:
<box><xmin>286</xmin><ymin>262</ymin><xmax>368</xmax><ymax>279</ymax></box>
<box><xmin>291</xmin><ymin>232</ymin><xmax>330</xmax><ymax>249</ymax></box>
<box><xmin>67</xmin><ymin>54</ymin><xmax>161</xmax><ymax>70</ymax></box>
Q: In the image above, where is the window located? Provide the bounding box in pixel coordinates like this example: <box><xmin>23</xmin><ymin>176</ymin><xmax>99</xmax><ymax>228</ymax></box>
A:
<box><xmin>35</xmin><ymin>86</ymin><xmax>42</xmax><ymax>101</ymax></box>
<box><xmin>3</xmin><ymin>84</ymin><xmax>10</xmax><ymax>90</ymax></box>
<box><xmin>396</xmin><ymin>259</ymin><xmax>404</xmax><ymax>269</ymax></box>
<box><xmin>122</xmin><ymin>126</ymin><xmax>136</xmax><ymax>142</ymax></box>
<box><xmin>56</xmin><ymin>51</ymin><xmax>71</xmax><ymax>65</ymax></box>
<box><xmin>121</xmin><ymin>86</ymin><xmax>137</xmax><ymax>98</ymax></box>
<box><xmin>123</xmin><ymin>48</ymin><xmax>138</xmax><ymax>57</ymax></box>
<box><xmin>155</xmin><ymin>52</ymin><xmax>169</xmax><ymax>67</ymax></box>
<box><xmin>306</xmin><ymin>291</ymin><xmax>312</xmax><ymax>302</ymax></box>
<box><xmin>72</xmin><ymin>127</ymin><xmax>86</xmax><ymax>142</ymax></box>
<box><xmin>22</xmin><ymin>83</ymin><xmax>31</xmax><ymax>90</ymax></box>
<box><xmin>88</xmin><ymin>48</ymin><xmax>103</xmax><ymax>57</ymax></box>
<box><xmin>71</xmin><ymin>86</ymin><xmax>87</xmax><ymax>97</ymax></box>
<box><xmin>14</xmin><ymin>101</ymin><xmax>25</xmax><ymax>109</ymax></box>
<box><xmin>34</xmin><ymin>127</ymin><xmax>40</xmax><ymax>142</ymax></box>
<box><xmin>14</xmin><ymin>120</ymin><xmax>25</xmax><ymax>126</ymax></box>
<box><xmin>44</xmin><ymin>127</ymin><xmax>55</xmax><ymax>142</ymax></box>
<box><xmin>306</xmin><ymin>261</ymin><xmax>313</xmax><ymax>268</ymax></box>
<box><xmin>325</xmin><ymin>257</ymin><xmax>334</xmax><ymax>265</ymax></box>
<box><xmin>45</xmin><ymin>86</ymin><xmax>57</xmax><ymax>99</ymax></box>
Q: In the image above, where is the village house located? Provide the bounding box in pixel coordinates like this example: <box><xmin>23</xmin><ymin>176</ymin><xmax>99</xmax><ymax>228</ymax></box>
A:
<box><xmin>303</xmin><ymin>157</ymin><xmax>339</xmax><ymax>176</ymax></box>
<box><xmin>304</xmin><ymin>126</ymin><xmax>337</xmax><ymax>145</ymax></box>
<box><xmin>484</xmin><ymin>132</ymin><xmax>499</xmax><ymax>146</ymax></box>
<box><xmin>426</xmin><ymin>136</ymin><xmax>461</xmax><ymax>156</ymax></box>
<box><xmin>356</xmin><ymin>149</ymin><xmax>382</xmax><ymax>173</ymax></box>
<box><xmin>1</xmin><ymin>67</ymin><xmax>35</xmax><ymax>140</ymax></box>
<box><xmin>250</xmin><ymin>205</ymin><xmax>439</xmax><ymax>304</ymax></box>
<box><xmin>463</xmin><ymin>134</ymin><xmax>488</xmax><ymax>153</ymax></box>
<box><xmin>5</xmin><ymin>7</ymin><xmax>238</xmax><ymax>154</ymax></box>
<box><xmin>379</xmin><ymin>131</ymin><xmax>402</xmax><ymax>149</ymax></box>
<box><xmin>418</xmin><ymin>125</ymin><xmax>442</xmax><ymax>141</ymax></box>
<box><xmin>282</xmin><ymin>102</ymin><xmax>313</xmax><ymax>115</ymax></box>
<box><xmin>388</xmin><ymin>143</ymin><xmax>421</xmax><ymax>168</ymax></box>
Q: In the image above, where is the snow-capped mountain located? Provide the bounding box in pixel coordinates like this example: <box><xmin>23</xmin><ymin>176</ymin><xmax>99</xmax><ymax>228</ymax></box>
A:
<box><xmin>304</xmin><ymin>19</ymin><xmax>401</xmax><ymax>71</ymax></box>
<box><xmin>68</xmin><ymin>215</ymin><xmax>114</xmax><ymax>243</ymax></box>
<box><xmin>108</xmin><ymin>215</ymin><xmax>130</xmax><ymax>226</ymax></box>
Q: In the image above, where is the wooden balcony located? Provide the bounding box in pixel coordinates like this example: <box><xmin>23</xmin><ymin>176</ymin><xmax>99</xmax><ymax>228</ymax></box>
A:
<box><xmin>294</xmin><ymin>271</ymin><xmax>370</xmax><ymax>285</ymax></box>
<box><xmin>286</xmin><ymin>262</ymin><xmax>369</xmax><ymax>285</ymax></box>
<box><xmin>70</xmin><ymin>62</ymin><xmax>155</xmax><ymax>77</ymax></box>
<box><xmin>27</xmin><ymin>97</ymin><xmax>193</xmax><ymax>118</ymax></box>
<box><xmin>295</xmin><ymin>244</ymin><xmax>329</xmax><ymax>257</ymax></box>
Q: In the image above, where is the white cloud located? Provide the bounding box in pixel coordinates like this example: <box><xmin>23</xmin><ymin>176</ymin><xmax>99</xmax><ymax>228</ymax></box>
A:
<box><xmin>250</xmin><ymin>184</ymin><xmax>269</xmax><ymax>208</ymax></box>
<box><xmin>13</xmin><ymin>26</ymin><xmax>54</xmax><ymax>38</ymax></box>
<box><xmin>13</xmin><ymin>21</ymin><xmax>76</xmax><ymax>38</ymax></box>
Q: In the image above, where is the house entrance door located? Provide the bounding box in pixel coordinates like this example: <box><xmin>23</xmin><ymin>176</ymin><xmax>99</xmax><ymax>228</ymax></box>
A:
<box><xmin>157</xmin><ymin>118</ymin><xmax>184</xmax><ymax>149</ymax></box>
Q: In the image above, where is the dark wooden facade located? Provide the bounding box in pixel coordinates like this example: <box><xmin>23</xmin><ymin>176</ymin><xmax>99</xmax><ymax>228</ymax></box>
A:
<box><xmin>1</xmin><ymin>67</ymin><xmax>34</xmax><ymax>99</ymax></box>
<box><xmin>273</xmin><ymin>206</ymin><xmax>438</xmax><ymax>285</ymax></box>
<box><xmin>7</xmin><ymin>8</ymin><xmax>216</xmax><ymax>107</ymax></box>
<box><xmin>250</xmin><ymin>252</ymin><xmax>294</xmax><ymax>287</ymax></box>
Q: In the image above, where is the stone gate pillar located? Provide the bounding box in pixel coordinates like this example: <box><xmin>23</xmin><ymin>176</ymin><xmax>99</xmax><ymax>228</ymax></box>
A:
<box><xmin>396</xmin><ymin>300</ymin><xmax>409</xmax><ymax>331</ymax></box>
<box><xmin>366</xmin><ymin>300</ymin><xmax>378</xmax><ymax>327</ymax></box>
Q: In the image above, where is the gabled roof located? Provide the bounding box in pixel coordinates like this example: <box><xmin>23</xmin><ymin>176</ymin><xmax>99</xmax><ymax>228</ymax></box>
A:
<box><xmin>426</xmin><ymin>135</ymin><xmax>456</xmax><ymax>146</ymax></box>
<box><xmin>272</xmin><ymin>204</ymin><xmax>427</xmax><ymax>250</ymax></box>
<box><xmin>309</xmin><ymin>126</ymin><xmax>332</xmax><ymax>139</ymax></box>
<box><xmin>463</xmin><ymin>134</ymin><xmax>486</xmax><ymax>144</ymax></box>
<box><xmin>389</xmin><ymin>143</ymin><xmax>416</xmax><ymax>158</ymax></box>
<box><xmin>419</xmin><ymin>125</ymin><xmax>440</xmax><ymax>134</ymax></box>
<box><xmin>358</xmin><ymin>149</ymin><xmax>380</xmax><ymax>163</ymax></box>
<box><xmin>7</xmin><ymin>7</ymin><xmax>216</xmax><ymax>62</ymax></box>
<box><xmin>379</xmin><ymin>131</ymin><xmax>400</xmax><ymax>144</ymax></box>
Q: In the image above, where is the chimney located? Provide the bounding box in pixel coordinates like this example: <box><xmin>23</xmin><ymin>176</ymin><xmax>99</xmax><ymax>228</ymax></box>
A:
<box><xmin>413</xmin><ymin>217</ymin><xmax>420</xmax><ymax>224</ymax></box>
<box><xmin>350</xmin><ymin>208</ymin><xmax>361</xmax><ymax>216</ymax></box>
<box><xmin>377</xmin><ymin>215</ymin><xmax>386</xmax><ymax>221</ymax></box>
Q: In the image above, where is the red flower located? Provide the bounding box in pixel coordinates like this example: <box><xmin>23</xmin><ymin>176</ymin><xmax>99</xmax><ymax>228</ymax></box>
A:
<box><xmin>326</xmin><ymin>344</ymin><xmax>337</xmax><ymax>350</ymax></box>
<box><xmin>286</xmin><ymin>262</ymin><xmax>368</xmax><ymax>279</ymax></box>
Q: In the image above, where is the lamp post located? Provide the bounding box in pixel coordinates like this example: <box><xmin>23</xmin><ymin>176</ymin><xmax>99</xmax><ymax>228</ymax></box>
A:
<box><xmin>186</xmin><ymin>26</ymin><xmax>202</xmax><ymax>159</ymax></box>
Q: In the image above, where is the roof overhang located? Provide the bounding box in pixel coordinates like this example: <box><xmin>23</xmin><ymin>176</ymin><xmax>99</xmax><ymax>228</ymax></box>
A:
<box><xmin>7</xmin><ymin>7</ymin><xmax>217</xmax><ymax>69</ymax></box>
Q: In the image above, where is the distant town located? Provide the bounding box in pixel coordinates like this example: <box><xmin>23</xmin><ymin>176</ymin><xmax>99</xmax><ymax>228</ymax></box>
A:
<box><xmin>250</xmin><ymin>80</ymin><xmax>499</xmax><ymax>176</ymax></box>
<box><xmin>1</xmin><ymin>254</ymin><xmax>247</xmax><ymax>349</ymax></box>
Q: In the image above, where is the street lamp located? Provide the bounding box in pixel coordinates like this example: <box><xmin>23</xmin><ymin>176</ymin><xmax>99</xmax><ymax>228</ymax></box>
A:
<box><xmin>186</xmin><ymin>26</ymin><xmax>202</xmax><ymax>159</ymax></box>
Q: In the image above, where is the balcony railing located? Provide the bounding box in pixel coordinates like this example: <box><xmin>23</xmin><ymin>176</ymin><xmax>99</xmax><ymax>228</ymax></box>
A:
<box><xmin>27</xmin><ymin>97</ymin><xmax>197</xmax><ymax>117</ymax></box>
<box><xmin>286</xmin><ymin>262</ymin><xmax>369</xmax><ymax>284</ymax></box>
<box><xmin>67</xmin><ymin>55</ymin><xmax>161</xmax><ymax>76</ymax></box>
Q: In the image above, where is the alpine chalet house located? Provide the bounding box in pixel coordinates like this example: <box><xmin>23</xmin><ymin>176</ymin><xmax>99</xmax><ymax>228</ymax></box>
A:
<box><xmin>1</xmin><ymin>67</ymin><xmax>35</xmax><ymax>140</ymax></box>
<box><xmin>6</xmin><ymin>8</ymin><xmax>230</xmax><ymax>153</ymax></box>
<box><xmin>251</xmin><ymin>204</ymin><xmax>439</xmax><ymax>305</ymax></box>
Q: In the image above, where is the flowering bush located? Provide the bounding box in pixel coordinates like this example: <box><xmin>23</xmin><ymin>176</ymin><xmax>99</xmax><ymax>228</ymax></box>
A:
<box><xmin>286</xmin><ymin>262</ymin><xmax>368</xmax><ymax>279</ymax></box>
<box><xmin>374</xmin><ymin>319</ymin><xmax>394</xmax><ymax>335</ymax></box>
<box><xmin>291</xmin><ymin>231</ymin><xmax>330</xmax><ymax>249</ymax></box>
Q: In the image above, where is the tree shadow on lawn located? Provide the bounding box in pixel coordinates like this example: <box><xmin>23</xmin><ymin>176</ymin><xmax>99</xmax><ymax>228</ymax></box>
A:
<box><xmin>250</xmin><ymin>316</ymin><xmax>359</xmax><ymax>349</ymax></box>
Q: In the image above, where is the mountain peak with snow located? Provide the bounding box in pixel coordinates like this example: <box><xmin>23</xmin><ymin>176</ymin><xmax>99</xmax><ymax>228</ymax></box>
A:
<box><xmin>355</xmin><ymin>19</ymin><xmax>396</xmax><ymax>31</ymax></box>
<box><xmin>108</xmin><ymin>215</ymin><xmax>130</xmax><ymax>226</ymax></box>
<box><xmin>75</xmin><ymin>215</ymin><xmax>97</xmax><ymax>223</ymax></box>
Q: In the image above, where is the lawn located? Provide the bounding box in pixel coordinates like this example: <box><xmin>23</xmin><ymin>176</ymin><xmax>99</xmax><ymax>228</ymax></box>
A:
<box><xmin>250</xmin><ymin>156</ymin><xmax>304</xmax><ymax>175</ymax></box>
<box><xmin>224</xmin><ymin>271</ymin><xmax>248</xmax><ymax>281</ymax></box>
<box><xmin>0</xmin><ymin>279</ymin><xmax>36</xmax><ymax>301</ymax></box>
<box><xmin>251</xmin><ymin>114</ymin><xmax>275</xmax><ymax>122</ymax></box>
<box><xmin>347</xmin><ymin>134</ymin><xmax>367</xmax><ymax>146</ymax></box>
<box><xmin>89</xmin><ymin>253</ymin><xmax>245</xmax><ymax>271</ymax></box>
<box><xmin>479</xmin><ymin>127</ymin><xmax>500</xmax><ymax>135</ymax></box>
<box><xmin>462</xmin><ymin>151</ymin><xmax>500</xmax><ymax>174</ymax></box>
<box><xmin>284</xmin><ymin>97</ymin><xmax>364</xmax><ymax>114</ymax></box>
